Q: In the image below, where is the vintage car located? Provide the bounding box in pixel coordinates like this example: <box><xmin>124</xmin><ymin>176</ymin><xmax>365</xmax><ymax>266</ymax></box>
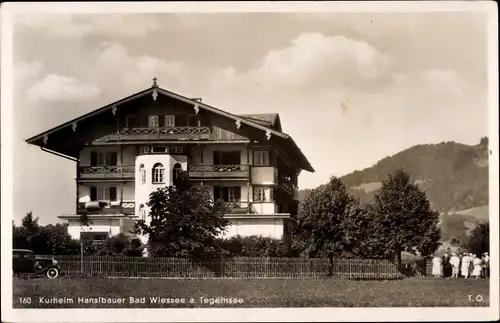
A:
<box><xmin>12</xmin><ymin>249</ymin><xmax>60</xmax><ymax>279</ymax></box>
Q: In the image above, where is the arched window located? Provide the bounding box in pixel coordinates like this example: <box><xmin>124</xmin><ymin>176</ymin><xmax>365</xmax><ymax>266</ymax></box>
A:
<box><xmin>152</xmin><ymin>163</ymin><xmax>164</xmax><ymax>184</ymax></box>
<box><xmin>139</xmin><ymin>164</ymin><xmax>146</xmax><ymax>184</ymax></box>
<box><xmin>173</xmin><ymin>163</ymin><xmax>182</xmax><ymax>184</ymax></box>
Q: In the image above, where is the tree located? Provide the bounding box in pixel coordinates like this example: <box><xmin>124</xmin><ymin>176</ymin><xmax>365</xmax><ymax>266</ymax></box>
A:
<box><xmin>464</xmin><ymin>223</ymin><xmax>489</xmax><ymax>256</ymax></box>
<box><xmin>294</xmin><ymin>176</ymin><xmax>368</xmax><ymax>259</ymax></box>
<box><xmin>13</xmin><ymin>213</ymin><xmax>80</xmax><ymax>255</ymax></box>
<box><xmin>95</xmin><ymin>234</ymin><xmax>144</xmax><ymax>256</ymax></box>
<box><xmin>368</xmin><ymin>169</ymin><xmax>441</xmax><ymax>266</ymax></box>
<box><xmin>79</xmin><ymin>212</ymin><xmax>93</xmax><ymax>227</ymax></box>
<box><xmin>133</xmin><ymin>171</ymin><xmax>230</xmax><ymax>258</ymax></box>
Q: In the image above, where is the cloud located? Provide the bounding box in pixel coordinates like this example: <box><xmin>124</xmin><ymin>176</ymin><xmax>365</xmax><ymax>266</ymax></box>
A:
<box><xmin>420</xmin><ymin>69</ymin><xmax>466</xmax><ymax>96</ymax></box>
<box><xmin>215</xmin><ymin>32</ymin><xmax>391</xmax><ymax>91</ymax></box>
<box><xmin>14</xmin><ymin>61</ymin><xmax>44</xmax><ymax>85</ymax></box>
<box><xmin>15</xmin><ymin>14</ymin><xmax>164</xmax><ymax>37</ymax></box>
<box><xmin>27</xmin><ymin>74</ymin><xmax>102</xmax><ymax>103</ymax></box>
<box><xmin>95</xmin><ymin>42</ymin><xmax>187</xmax><ymax>90</ymax></box>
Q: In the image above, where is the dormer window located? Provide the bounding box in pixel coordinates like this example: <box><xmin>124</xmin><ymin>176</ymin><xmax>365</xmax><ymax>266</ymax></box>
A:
<box><xmin>152</xmin><ymin>163</ymin><xmax>165</xmax><ymax>184</ymax></box>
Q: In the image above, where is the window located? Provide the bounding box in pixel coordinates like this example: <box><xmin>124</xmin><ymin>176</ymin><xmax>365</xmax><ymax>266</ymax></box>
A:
<box><xmin>149</xmin><ymin>115</ymin><xmax>160</xmax><ymax>128</ymax></box>
<box><xmin>139</xmin><ymin>147</ymin><xmax>151</xmax><ymax>154</ymax></box>
<box><xmin>152</xmin><ymin>163</ymin><xmax>165</xmax><ymax>184</ymax></box>
<box><xmin>167</xmin><ymin>147</ymin><xmax>183</xmax><ymax>154</ymax></box>
<box><xmin>152</xmin><ymin>146</ymin><xmax>166</xmax><ymax>153</ymax></box>
<box><xmin>90</xmin><ymin>151</ymin><xmax>117</xmax><ymax>166</ymax></box>
<box><xmin>90</xmin><ymin>186</ymin><xmax>117</xmax><ymax>201</ymax></box>
<box><xmin>213</xmin><ymin>151</ymin><xmax>241</xmax><ymax>165</ymax></box>
<box><xmin>139</xmin><ymin>164</ymin><xmax>146</xmax><ymax>184</ymax></box>
<box><xmin>253</xmin><ymin>151</ymin><xmax>269</xmax><ymax>166</ymax></box>
<box><xmin>214</xmin><ymin>186</ymin><xmax>241</xmax><ymax>202</ymax></box>
<box><xmin>254</xmin><ymin>187</ymin><xmax>273</xmax><ymax>202</ymax></box>
<box><xmin>165</xmin><ymin>115</ymin><xmax>175</xmax><ymax>128</ymax></box>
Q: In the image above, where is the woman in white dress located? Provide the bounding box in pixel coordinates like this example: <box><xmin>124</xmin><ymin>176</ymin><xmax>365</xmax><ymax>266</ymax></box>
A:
<box><xmin>450</xmin><ymin>253</ymin><xmax>460</xmax><ymax>278</ymax></box>
<box><xmin>472</xmin><ymin>254</ymin><xmax>482</xmax><ymax>279</ymax></box>
<box><xmin>432</xmin><ymin>255</ymin><xmax>443</xmax><ymax>278</ymax></box>
<box><xmin>461</xmin><ymin>253</ymin><xmax>471</xmax><ymax>279</ymax></box>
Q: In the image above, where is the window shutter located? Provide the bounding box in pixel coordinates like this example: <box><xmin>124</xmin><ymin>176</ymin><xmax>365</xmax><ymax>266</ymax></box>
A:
<box><xmin>90</xmin><ymin>151</ymin><xmax>97</xmax><ymax>166</ymax></box>
<box><xmin>214</xmin><ymin>186</ymin><xmax>221</xmax><ymax>200</ymax></box>
<box><xmin>109</xmin><ymin>187</ymin><xmax>117</xmax><ymax>201</ymax></box>
<box><xmin>110</xmin><ymin>152</ymin><xmax>118</xmax><ymax>166</ymax></box>
<box><xmin>90</xmin><ymin>187</ymin><xmax>97</xmax><ymax>201</ymax></box>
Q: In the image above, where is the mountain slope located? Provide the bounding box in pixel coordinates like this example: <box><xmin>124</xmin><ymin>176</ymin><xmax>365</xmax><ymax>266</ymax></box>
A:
<box><xmin>297</xmin><ymin>138</ymin><xmax>489</xmax><ymax>248</ymax></box>
<box><xmin>299</xmin><ymin>138</ymin><xmax>489</xmax><ymax>212</ymax></box>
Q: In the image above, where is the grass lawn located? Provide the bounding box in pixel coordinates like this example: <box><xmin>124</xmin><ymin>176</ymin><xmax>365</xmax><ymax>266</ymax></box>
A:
<box><xmin>13</xmin><ymin>277</ymin><xmax>489</xmax><ymax>308</ymax></box>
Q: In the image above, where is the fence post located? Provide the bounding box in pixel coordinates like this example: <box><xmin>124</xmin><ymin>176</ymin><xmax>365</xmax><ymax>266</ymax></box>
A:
<box><xmin>80</xmin><ymin>242</ymin><xmax>84</xmax><ymax>276</ymax></box>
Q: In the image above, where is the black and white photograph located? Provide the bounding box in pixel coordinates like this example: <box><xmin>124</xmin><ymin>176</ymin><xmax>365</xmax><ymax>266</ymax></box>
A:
<box><xmin>1</xmin><ymin>1</ymin><xmax>498</xmax><ymax>322</ymax></box>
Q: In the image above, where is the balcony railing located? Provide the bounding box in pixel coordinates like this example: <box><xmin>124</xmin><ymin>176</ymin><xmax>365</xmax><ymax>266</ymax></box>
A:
<box><xmin>77</xmin><ymin>201</ymin><xmax>135</xmax><ymax>215</ymax></box>
<box><xmin>100</xmin><ymin>127</ymin><xmax>211</xmax><ymax>142</ymax></box>
<box><xmin>188</xmin><ymin>165</ymin><xmax>250</xmax><ymax>179</ymax></box>
<box><xmin>79</xmin><ymin>165</ymin><xmax>135</xmax><ymax>180</ymax></box>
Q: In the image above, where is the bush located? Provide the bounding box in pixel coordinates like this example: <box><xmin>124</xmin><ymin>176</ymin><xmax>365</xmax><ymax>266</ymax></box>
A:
<box><xmin>218</xmin><ymin>235</ymin><xmax>287</xmax><ymax>257</ymax></box>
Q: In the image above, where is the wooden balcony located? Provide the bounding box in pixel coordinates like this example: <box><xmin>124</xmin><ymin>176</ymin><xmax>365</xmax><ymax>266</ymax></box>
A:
<box><xmin>77</xmin><ymin>201</ymin><xmax>135</xmax><ymax>215</ymax></box>
<box><xmin>103</xmin><ymin>127</ymin><xmax>211</xmax><ymax>141</ymax></box>
<box><xmin>188</xmin><ymin>165</ymin><xmax>250</xmax><ymax>179</ymax></box>
<box><xmin>79</xmin><ymin>165</ymin><xmax>135</xmax><ymax>180</ymax></box>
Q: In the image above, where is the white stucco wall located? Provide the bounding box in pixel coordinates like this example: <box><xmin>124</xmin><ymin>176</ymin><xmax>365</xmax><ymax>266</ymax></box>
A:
<box><xmin>67</xmin><ymin>219</ymin><xmax>121</xmax><ymax>240</ymax></box>
<box><xmin>135</xmin><ymin>154</ymin><xmax>188</xmax><ymax>222</ymax></box>
<box><xmin>252</xmin><ymin>202</ymin><xmax>278</xmax><ymax>214</ymax></box>
<box><xmin>251</xmin><ymin>167</ymin><xmax>277</xmax><ymax>185</ymax></box>
<box><xmin>221</xmin><ymin>218</ymin><xmax>284</xmax><ymax>239</ymax></box>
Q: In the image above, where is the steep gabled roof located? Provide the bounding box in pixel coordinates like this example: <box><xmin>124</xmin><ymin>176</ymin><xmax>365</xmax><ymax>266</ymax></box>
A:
<box><xmin>25</xmin><ymin>86</ymin><xmax>287</xmax><ymax>144</ymax></box>
<box><xmin>25</xmin><ymin>83</ymin><xmax>314</xmax><ymax>172</ymax></box>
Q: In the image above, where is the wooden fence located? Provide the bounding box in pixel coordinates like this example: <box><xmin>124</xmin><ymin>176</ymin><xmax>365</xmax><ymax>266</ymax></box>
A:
<box><xmin>33</xmin><ymin>256</ymin><xmax>423</xmax><ymax>279</ymax></box>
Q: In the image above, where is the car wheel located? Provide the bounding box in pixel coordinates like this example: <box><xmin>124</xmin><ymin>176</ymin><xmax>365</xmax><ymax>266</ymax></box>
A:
<box><xmin>46</xmin><ymin>267</ymin><xmax>60</xmax><ymax>279</ymax></box>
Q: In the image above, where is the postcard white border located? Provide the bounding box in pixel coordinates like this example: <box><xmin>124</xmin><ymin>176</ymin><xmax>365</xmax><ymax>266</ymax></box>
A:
<box><xmin>1</xmin><ymin>1</ymin><xmax>499</xmax><ymax>322</ymax></box>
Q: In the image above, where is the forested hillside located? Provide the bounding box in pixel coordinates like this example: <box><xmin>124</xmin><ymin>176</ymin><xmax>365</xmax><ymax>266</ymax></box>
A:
<box><xmin>297</xmin><ymin>138</ymin><xmax>489</xmax><ymax>248</ymax></box>
<box><xmin>299</xmin><ymin>137</ymin><xmax>489</xmax><ymax>213</ymax></box>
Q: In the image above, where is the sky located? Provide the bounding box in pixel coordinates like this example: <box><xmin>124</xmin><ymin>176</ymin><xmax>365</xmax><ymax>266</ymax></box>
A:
<box><xmin>8</xmin><ymin>10</ymin><xmax>490</xmax><ymax>225</ymax></box>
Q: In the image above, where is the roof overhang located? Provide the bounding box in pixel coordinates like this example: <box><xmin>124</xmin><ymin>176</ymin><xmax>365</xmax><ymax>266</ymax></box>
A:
<box><xmin>25</xmin><ymin>85</ymin><xmax>314</xmax><ymax>172</ymax></box>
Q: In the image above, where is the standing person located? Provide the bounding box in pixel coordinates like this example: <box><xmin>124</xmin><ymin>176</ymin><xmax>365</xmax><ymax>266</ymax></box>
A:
<box><xmin>469</xmin><ymin>253</ymin><xmax>475</xmax><ymax>277</ymax></box>
<box><xmin>472</xmin><ymin>254</ymin><xmax>482</xmax><ymax>279</ymax></box>
<box><xmin>442</xmin><ymin>253</ymin><xmax>451</xmax><ymax>278</ymax></box>
<box><xmin>432</xmin><ymin>255</ymin><xmax>443</xmax><ymax>278</ymax></box>
<box><xmin>461</xmin><ymin>252</ymin><xmax>471</xmax><ymax>279</ymax></box>
<box><xmin>482</xmin><ymin>252</ymin><xmax>490</xmax><ymax>279</ymax></box>
<box><xmin>450</xmin><ymin>253</ymin><xmax>460</xmax><ymax>278</ymax></box>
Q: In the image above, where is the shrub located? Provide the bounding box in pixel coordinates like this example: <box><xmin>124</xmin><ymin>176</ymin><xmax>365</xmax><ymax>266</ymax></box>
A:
<box><xmin>218</xmin><ymin>235</ymin><xmax>287</xmax><ymax>257</ymax></box>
